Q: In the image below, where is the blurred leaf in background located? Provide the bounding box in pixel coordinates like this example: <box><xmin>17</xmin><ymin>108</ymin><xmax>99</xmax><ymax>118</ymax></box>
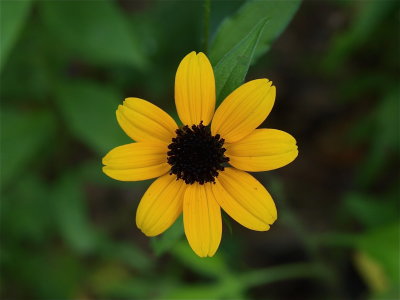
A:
<box><xmin>52</xmin><ymin>171</ymin><xmax>101</xmax><ymax>254</ymax></box>
<box><xmin>322</xmin><ymin>0</ymin><xmax>397</xmax><ymax>73</ymax></box>
<box><xmin>55</xmin><ymin>80</ymin><xmax>129</xmax><ymax>154</ymax></box>
<box><xmin>355</xmin><ymin>223</ymin><xmax>400</xmax><ymax>298</ymax></box>
<box><xmin>0</xmin><ymin>109</ymin><xmax>56</xmax><ymax>188</ymax></box>
<box><xmin>39</xmin><ymin>0</ymin><xmax>148</xmax><ymax>69</ymax></box>
<box><xmin>0</xmin><ymin>0</ymin><xmax>33</xmax><ymax>71</ymax></box>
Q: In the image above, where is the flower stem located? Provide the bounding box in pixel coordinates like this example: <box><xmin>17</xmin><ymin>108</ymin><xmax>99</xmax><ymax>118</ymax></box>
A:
<box><xmin>203</xmin><ymin>0</ymin><xmax>211</xmax><ymax>53</ymax></box>
<box><xmin>239</xmin><ymin>263</ymin><xmax>324</xmax><ymax>288</ymax></box>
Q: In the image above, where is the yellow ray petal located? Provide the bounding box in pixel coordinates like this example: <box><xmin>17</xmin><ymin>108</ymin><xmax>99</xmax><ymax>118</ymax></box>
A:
<box><xmin>117</xmin><ymin>98</ymin><xmax>178</xmax><ymax>144</ymax></box>
<box><xmin>175</xmin><ymin>51</ymin><xmax>216</xmax><ymax>126</ymax></box>
<box><xmin>226</xmin><ymin>129</ymin><xmax>298</xmax><ymax>172</ymax></box>
<box><xmin>214</xmin><ymin>168</ymin><xmax>277</xmax><ymax>231</ymax></box>
<box><xmin>136</xmin><ymin>173</ymin><xmax>186</xmax><ymax>237</ymax></box>
<box><xmin>211</xmin><ymin>79</ymin><xmax>275</xmax><ymax>143</ymax></box>
<box><xmin>102</xmin><ymin>142</ymin><xmax>170</xmax><ymax>181</ymax></box>
<box><xmin>183</xmin><ymin>183</ymin><xmax>222</xmax><ymax>257</ymax></box>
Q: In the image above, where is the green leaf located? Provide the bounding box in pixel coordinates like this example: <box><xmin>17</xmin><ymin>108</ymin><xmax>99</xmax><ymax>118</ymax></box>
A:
<box><xmin>39</xmin><ymin>0</ymin><xmax>148</xmax><ymax>69</ymax></box>
<box><xmin>0</xmin><ymin>109</ymin><xmax>56</xmax><ymax>188</ymax></box>
<box><xmin>0</xmin><ymin>0</ymin><xmax>33</xmax><ymax>72</ymax></box>
<box><xmin>171</xmin><ymin>241</ymin><xmax>229</xmax><ymax>279</ymax></box>
<box><xmin>357</xmin><ymin>223</ymin><xmax>400</xmax><ymax>291</ymax></box>
<box><xmin>8</xmin><ymin>249</ymin><xmax>83</xmax><ymax>299</ymax></box>
<box><xmin>1</xmin><ymin>174</ymin><xmax>51</xmax><ymax>243</ymax></box>
<box><xmin>51</xmin><ymin>167</ymin><xmax>151</xmax><ymax>269</ymax></box>
<box><xmin>356</xmin><ymin>88</ymin><xmax>399</xmax><ymax>187</ymax></box>
<box><xmin>55</xmin><ymin>80</ymin><xmax>129</xmax><ymax>154</ymax></box>
<box><xmin>52</xmin><ymin>172</ymin><xmax>100</xmax><ymax>254</ymax></box>
<box><xmin>322</xmin><ymin>0</ymin><xmax>397</xmax><ymax>72</ymax></box>
<box><xmin>1</xmin><ymin>19</ymin><xmax>68</xmax><ymax>104</ymax></box>
<box><xmin>98</xmin><ymin>240</ymin><xmax>153</xmax><ymax>273</ymax></box>
<box><xmin>213</xmin><ymin>19</ymin><xmax>267</xmax><ymax>102</ymax></box>
<box><xmin>210</xmin><ymin>0</ymin><xmax>301</xmax><ymax>65</ymax></box>
<box><xmin>88</xmin><ymin>263</ymin><xmax>153</xmax><ymax>298</ymax></box>
<box><xmin>344</xmin><ymin>193</ymin><xmax>398</xmax><ymax>229</ymax></box>
<box><xmin>221</xmin><ymin>211</ymin><xmax>233</xmax><ymax>235</ymax></box>
<box><xmin>151</xmin><ymin>216</ymin><xmax>184</xmax><ymax>256</ymax></box>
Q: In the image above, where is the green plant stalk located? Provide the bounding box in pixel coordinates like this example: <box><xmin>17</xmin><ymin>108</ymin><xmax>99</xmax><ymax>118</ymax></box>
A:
<box><xmin>239</xmin><ymin>263</ymin><xmax>323</xmax><ymax>288</ymax></box>
<box><xmin>264</xmin><ymin>174</ymin><xmax>340</xmax><ymax>292</ymax></box>
<box><xmin>279</xmin><ymin>195</ymin><xmax>341</xmax><ymax>293</ymax></box>
<box><xmin>202</xmin><ymin>0</ymin><xmax>211</xmax><ymax>53</ymax></box>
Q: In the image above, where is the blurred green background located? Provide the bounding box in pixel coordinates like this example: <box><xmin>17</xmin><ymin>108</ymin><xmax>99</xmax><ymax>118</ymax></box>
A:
<box><xmin>1</xmin><ymin>0</ymin><xmax>399</xmax><ymax>299</ymax></box>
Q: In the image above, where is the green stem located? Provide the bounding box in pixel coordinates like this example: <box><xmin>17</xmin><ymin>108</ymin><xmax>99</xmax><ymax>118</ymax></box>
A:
<box><xmin>314</xmin><ymin>232</ymin><xmax>359</xmax><ymax>247</ymax></box>
<box><xmin>240</xmin><ymin>263</ymin><xmax>323</xmax><ymax>288</ymax></box>
<box><xmin>203</xmin><ymin>0</ymin><xmax>211</xmax><ymax>53</ymax></box>
<box><xmin>263</xmin><ymin>175</ymin><xmax>339</xmax><ymax>290</ymax></box>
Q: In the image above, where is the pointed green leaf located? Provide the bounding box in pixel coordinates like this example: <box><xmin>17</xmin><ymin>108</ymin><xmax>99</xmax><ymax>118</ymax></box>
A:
<box><xmin>210</xmin><ymin>0</ymin><xmax>301</xmax><ymax>65</ymax></box>
<box><xmin>213</xmin><ymin>19</ymin><xmax>267</xmax><ymax>102</ymax></box>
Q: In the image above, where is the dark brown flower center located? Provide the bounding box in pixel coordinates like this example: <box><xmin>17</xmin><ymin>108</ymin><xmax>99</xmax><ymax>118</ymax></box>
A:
<box><xmin>167</xmin><ymin>121</ymin><xmax>229</xmax><ymax>184</ymax></box>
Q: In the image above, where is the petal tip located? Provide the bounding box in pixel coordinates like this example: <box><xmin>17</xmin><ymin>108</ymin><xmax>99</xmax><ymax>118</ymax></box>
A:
<box><xmin>197</xmin><ymin>51</ymin><xmax>208</xmax><ymax>59</ymax></box>
<box><xmin>139</xmin><ymin>227</ymin><xmax>158</xmax><ymax>237</ymax></box>
<box><xmin>136</xmin><ymin>216</ymin><xmax>154</xmax><ymax>237</ymax></box>
<box><xmin>252</xmin><ymin>78</ymin><xmax>271</xmax><ymax>87</ymax></box>
<box><xmin>116</xmin><ymin>105</ymin><xmax>124</xmax><ymax>115</ymax></box>
<box><xmin>102</xmin><ymin>166</ymin><xmax>111</xmax><ymax>177</ymax></box>
<box><xmin>184</xmin><ymin>51</ymin><xmax>197</xmax><ymax>59</ymax></box>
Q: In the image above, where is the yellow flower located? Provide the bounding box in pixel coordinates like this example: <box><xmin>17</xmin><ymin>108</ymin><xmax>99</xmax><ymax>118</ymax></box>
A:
<box><xmin>102</xmin><ymin>51</ymin><xmax>298</xmax><ymax>257</ymax></box>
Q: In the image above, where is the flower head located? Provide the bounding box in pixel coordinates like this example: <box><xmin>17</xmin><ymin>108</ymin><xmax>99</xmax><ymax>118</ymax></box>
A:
<box><xmin>102</xmin><ymin>51</ymin><xmax>298</xmax><ymax>257</ymax></box>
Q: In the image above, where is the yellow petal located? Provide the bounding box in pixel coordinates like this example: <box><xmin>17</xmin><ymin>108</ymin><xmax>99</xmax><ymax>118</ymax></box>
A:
<box><xmin>214</xmin><ymin>168</ymin><xmax>277</xmax><ymax>231</ymax></box>
<box><xmin>136</xmin><ymin>174</ymin><xmax>186</xmax><ymax>237</ymax></box>
<box><xmin>211</xmin><ymin>79</ymin><xmax>275</xmax><ymax>143</ymax></box>
<box><xmin>117</xmin><ymin>98</ymin><xmax>178</xmax><ymax>143</ymax></box>
<box><xmin>175</xmin><ymin>51</ymin><xmax>216</xmax><ymax>126</ymax></box>
<box><xmin>226</xmin><ymin>129</ymin><xmax>298</xmax><ymax>172</ymax></box>
<box><xmin>183</xmin><ymin>183</ymin><xmax>222</xmax><ymax>257</ymax></box>
<box><xmin>102</xmin><ymin>142</ymin><xmax>170</xmax><ymax>181</ymax></box>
